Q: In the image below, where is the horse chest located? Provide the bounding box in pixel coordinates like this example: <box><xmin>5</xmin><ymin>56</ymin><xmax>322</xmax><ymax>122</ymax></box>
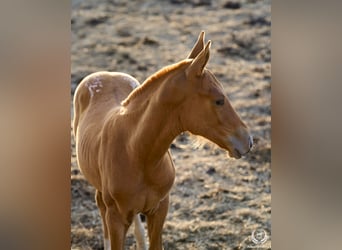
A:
<box><xmin>105</xmin><ymin>152</ymin><xmax>176</xmax><ymax>214</ymax></box>
<box><xmin>140</xmin><ymin>160</ymin><xmax>175</xmax><ymax>213</ymax></box>
<box><xmin>140</xmin><ymin>180</ymin><xmax>173</xmax><ymax>213</ymax></box>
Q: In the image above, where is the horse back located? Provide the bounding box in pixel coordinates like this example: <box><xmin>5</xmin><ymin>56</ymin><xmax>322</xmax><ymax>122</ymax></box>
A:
<box><xmin>73</xmin><ymin>71</ymin><xmax>139</xmax><ymax>137</ymax></box>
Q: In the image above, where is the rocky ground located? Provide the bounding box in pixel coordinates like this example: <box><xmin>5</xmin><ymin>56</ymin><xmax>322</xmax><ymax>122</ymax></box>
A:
<box><xmin>71</xmin><ymin>0</ymin><xmax>271</xmax><ymax>249</ymax></box>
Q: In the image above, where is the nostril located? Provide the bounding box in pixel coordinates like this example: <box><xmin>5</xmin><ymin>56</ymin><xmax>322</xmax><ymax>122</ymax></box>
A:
<box><xmin>249</xmin><ymin>135</ymin><xmax>253</xmax><ymax>148</ymax></box>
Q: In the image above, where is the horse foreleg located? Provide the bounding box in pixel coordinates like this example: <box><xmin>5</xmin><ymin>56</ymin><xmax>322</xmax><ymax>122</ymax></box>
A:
<box><xmin>146</xmin><ymin>195</ymin><xmax>169</xmax><ymax>250</ymax></box>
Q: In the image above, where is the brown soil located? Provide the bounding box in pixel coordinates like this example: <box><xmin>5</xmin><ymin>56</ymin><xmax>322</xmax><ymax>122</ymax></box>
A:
<box><xmin>71</xmin><ymin>0</ymin><xmax>271</xmax><ymax>249</ymax></box>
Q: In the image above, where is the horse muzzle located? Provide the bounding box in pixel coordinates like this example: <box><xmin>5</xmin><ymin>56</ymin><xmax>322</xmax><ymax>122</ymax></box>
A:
<box><xmin>228</xmin><ymin>129</ymin><xmax>253</xmax><ymax>159</ymax></box>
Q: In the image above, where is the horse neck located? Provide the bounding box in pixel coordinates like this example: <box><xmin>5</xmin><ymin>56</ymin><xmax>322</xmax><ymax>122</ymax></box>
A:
<box><xmin>123</xmin><ymin>74</ymin><xmax>184</xmax><ymax>166</ymax></box>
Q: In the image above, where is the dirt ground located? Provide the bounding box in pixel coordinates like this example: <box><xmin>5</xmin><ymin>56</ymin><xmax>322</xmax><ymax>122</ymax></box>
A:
<box><xmin>71</xmin><ymin>0</ymin><xmax>271</xmax><ymax>249</ymax></box>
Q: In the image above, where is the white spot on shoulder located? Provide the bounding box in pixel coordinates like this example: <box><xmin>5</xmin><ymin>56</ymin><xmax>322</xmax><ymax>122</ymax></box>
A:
<box><xmin>85</xmin><ymin>76</ymin><xmax>103</xmax><ymax>97</ymax></box>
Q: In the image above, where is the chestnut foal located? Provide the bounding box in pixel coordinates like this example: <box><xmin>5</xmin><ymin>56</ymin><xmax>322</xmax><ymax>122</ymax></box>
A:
<box><xmin>73</xmin><ymin>31</ymin><xmax>252</xmax><ymax>250</ymax></box>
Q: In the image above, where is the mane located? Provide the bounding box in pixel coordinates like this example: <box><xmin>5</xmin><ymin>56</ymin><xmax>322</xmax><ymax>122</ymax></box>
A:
<box><xmin>122</xmin><ymin>59</ymin><xmax>192</xmax><ymax>106</ymax></box>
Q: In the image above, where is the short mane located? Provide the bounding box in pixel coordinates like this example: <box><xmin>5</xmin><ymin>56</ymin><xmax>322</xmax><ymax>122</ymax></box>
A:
<box><xmin>122</xmin><ymin>59</ymin><xmax>192</xmax><ymax>106</ymax></box>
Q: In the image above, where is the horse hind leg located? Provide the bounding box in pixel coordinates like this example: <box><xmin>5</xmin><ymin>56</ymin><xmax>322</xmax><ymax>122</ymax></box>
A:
<box><xmin>134</xmin><ymin>214</ymin><xmax>147</xmax><ymax>250</ymax></box>
<box><xmin>95</xmin><ymin>190</ymin><xmax>111</xmax><ymax>250</ymax></box>
<box><xmin>102</xmin><ymin>191</ymin><xmax>132</xmax><ymax>250</ymax></box>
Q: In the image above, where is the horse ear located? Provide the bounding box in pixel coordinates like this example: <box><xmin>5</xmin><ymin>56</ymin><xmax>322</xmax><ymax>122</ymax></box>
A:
<box><xmin>186</xmin><ymin>40</ymin><xmax>211</xmax><ymax>77</ymax></box>
<box><xmin>187</xmin><ymin>31</ymin><xmax>205</xmax><ymax>59</ymax></box>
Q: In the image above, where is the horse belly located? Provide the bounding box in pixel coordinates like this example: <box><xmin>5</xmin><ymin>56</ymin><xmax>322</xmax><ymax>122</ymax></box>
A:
<box><xmin>76</xmin><ymin>126</ymin><xmax>102</xmax><ymax>190</ymax></box>
<box><xmin>77</xmin><ymin>156</ymin><xmax>102</xmax><ymax>190</ymax></box>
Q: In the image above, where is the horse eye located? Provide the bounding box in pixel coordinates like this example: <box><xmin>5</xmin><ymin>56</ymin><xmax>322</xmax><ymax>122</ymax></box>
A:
<box><xmin>215</xmin><ymin>99</ymin><xmax>225</xmax><ymax>106</ymax></box>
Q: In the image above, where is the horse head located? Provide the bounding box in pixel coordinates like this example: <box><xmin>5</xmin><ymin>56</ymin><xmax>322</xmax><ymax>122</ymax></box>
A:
<box><xmin>178</xmin><ymin>32</ymin><xmax>253</xmax><ymax>158</ymax></box>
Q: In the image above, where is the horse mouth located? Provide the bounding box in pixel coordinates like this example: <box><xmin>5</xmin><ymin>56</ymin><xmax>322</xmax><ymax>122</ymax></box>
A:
<box><xmin>227</xmin><ymin>147</ymin><xmax>251</xmax><ymax>159</ymax></box>
<box><xmin>226</xmin><ymin>148</ymin><xmax>242</xmax><ymax>159</ymax></box>
<box><xmin>234</xmin><ymin>149</ymin><xmax>242</xmax><ymax>158</ymax></box>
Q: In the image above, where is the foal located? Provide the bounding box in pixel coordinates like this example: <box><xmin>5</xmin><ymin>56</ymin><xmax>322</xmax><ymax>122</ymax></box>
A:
<box><xmin>73</xmin><ymin>31</ymin><xmax>252</xmax><ymax>250</ymax></box>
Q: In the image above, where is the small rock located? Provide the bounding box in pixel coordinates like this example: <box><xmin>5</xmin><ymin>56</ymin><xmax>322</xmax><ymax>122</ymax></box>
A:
<box><xmin>258</xmin><ymin>120</ymin><xmax>267</xmax><ymax>126</ymax></box>
<box><xmin>217</xmin><ymin>46</ymin><xmax>241</xmax><ymax>57</ymax></box>
<box><xmin>85</xmin><ymin>16</ymin><xmax>108</xmax><ymax>26</ymax></box>
<box><xmin>206</xmin><ymin>167</ymin><xmax>216</xmax><ymax>175</ymax></box>
<box><xmin>223</xmin><ymin>1</ymin><xmax>241</xmax><ymax>9</ymax></box>
<box><xmin>246</xmin><ymin>16</ymin><xmax>271</xmax><ymax>26</ymax></box>
<box><xmin>117</xmin><ymin>28</ymin><xmax>131</xmax><ymax>37</ymax></box>
<box><xmin>173</xmin><ymin>203</ymin><xmax>181</xmax><ymax>210</ymax></box>
<box><xmin>192</xmin><ymin>0</ymin><xmax>212</xmax><ymax>7</ymax></box>
<box><xmin>142</xmin><ymin>37</ymin><xmax>159</xmax><ymax>46</ymax></box>
<box><xmin>253</xmin><ymin>67</ymin><xmax>265</xmax><ymax>73</ymax></box>
<box><xmin>137</xmin><ymin>65</ymin><xmax>147</xmax><ymax>71</ymax></box>
<box><xmin>253</xmin><ymin>89</ymin><xmax>261</xmax><ymax>97</ymax></box>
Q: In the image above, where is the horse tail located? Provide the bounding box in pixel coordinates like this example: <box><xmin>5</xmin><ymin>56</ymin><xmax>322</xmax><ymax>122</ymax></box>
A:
<box><xmin>72</xmin><ymin>78</ymin><xmax>91</xmax><ymax>138</ymax></box>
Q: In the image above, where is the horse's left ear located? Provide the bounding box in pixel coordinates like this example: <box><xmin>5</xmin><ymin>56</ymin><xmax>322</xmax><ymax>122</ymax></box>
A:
<box><xmin>186</xmin><ymin>40</ymin><xmax>211</xmax><ymax>77</ymax></box>
<box><xmin>187</xmin><ymin>31</ymin><xmax>205</xmax><ymax>59</ymax></box>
